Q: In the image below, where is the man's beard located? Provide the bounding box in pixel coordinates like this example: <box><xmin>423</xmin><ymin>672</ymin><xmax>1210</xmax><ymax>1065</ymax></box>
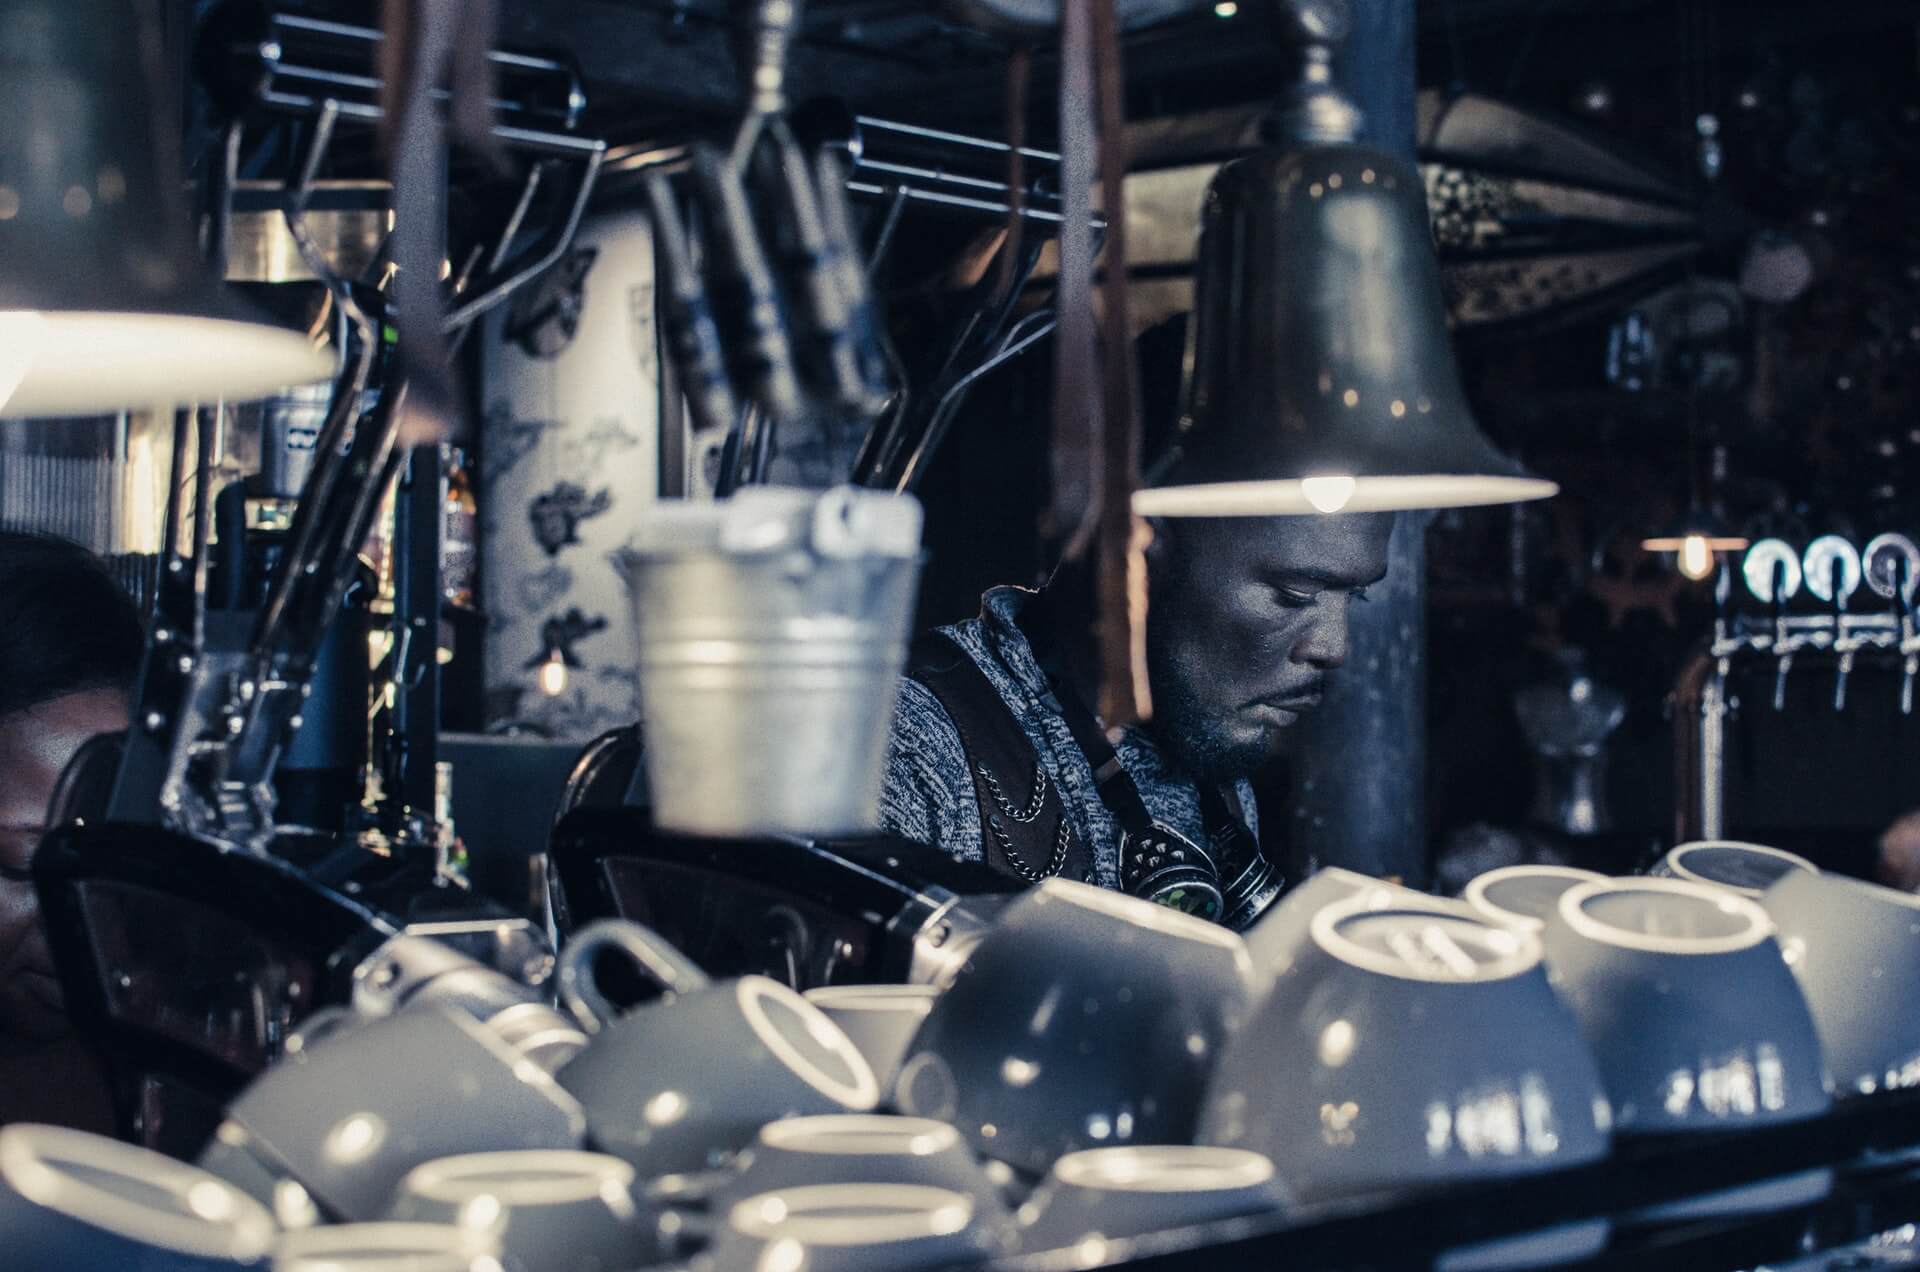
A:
<box><xmin>1145</xmin><ymin>664</ymin><xmax>1277</xmax><ymax>784</ymax></box>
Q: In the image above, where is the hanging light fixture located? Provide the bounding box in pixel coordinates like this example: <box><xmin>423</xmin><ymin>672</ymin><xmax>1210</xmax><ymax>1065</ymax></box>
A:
<box><xmin>1642</xmin><ymin>518</ymin><xmax>1748</xmax><ymax>581</ymax></box>
<box><xmin>1637</xmin><ymin>391</ymin><xmax>1747</xmax><ymax>582</ymax></box>
<box><xmin>1134</xmin><ymin>0</ymin><xmax>1555</xmax><ymax>517</ymax></box>
<box><xmin>1639</xmin><ymin>11</ymin><xmax>1747</xmax><ymax>583</ymax></box>
<box><xmin>0</xmin><ymin>0</ymin><xmax>332</xmax><ymax>418</ymax></box>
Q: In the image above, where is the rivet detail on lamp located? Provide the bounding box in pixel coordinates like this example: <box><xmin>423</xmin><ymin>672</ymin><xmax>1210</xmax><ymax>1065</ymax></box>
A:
<box><xmin>1134</xmin><ymin>0</ymin><xmax>1555</xmax><ymax>517</ymax></box>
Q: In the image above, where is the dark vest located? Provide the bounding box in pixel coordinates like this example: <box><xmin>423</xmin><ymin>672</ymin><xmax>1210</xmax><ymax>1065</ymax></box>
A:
<box><xmin>904</xmin><ymin>633</ymin><xmax>1099</xmax><ymax>887</ymax></box>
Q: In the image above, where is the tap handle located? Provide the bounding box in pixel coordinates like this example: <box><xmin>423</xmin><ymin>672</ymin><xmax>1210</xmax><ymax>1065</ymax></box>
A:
<box><xmin>1772</xmin><ymin>651</ymin><xmax>1793</xmax><ymax>713</ymax></box>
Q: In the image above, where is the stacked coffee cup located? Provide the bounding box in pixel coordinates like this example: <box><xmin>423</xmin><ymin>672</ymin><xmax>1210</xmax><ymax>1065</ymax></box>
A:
<box><xmin>18</xmin><ymin>840</ymin><xmax>1920</xmax><ymax>1270</ymax></box>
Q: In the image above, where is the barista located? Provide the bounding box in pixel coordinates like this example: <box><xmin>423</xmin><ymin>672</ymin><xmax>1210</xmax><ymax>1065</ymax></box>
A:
<box><xmin>879</xmin><ymin>322</ymin><xmax>1390</xmax><ymax>928</ymax></box>
<box><xmin>0</xmin><ymin>532</ymin><xmax>143</xmax><ymax>1129</ymax></box>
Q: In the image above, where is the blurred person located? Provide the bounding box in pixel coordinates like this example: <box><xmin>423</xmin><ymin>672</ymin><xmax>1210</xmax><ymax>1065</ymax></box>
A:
<box><xmin>0</xmin><ymin>531</ymin><xmax>144</xmax><ymax>1130</ymax></box>
<box><xmin>1876</xmin><ymin>810</ymin><xmax>1920</xmax><ymax>892</ymax></box>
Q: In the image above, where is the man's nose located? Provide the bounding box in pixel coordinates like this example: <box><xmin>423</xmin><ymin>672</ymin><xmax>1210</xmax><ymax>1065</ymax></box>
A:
<box><xmin>1292</xmin><ymin>600</ymin><xmax>1352</xmax><ymax>670</ymax></box>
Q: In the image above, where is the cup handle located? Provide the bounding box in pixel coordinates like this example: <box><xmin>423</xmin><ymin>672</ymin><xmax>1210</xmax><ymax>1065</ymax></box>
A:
<box><xmin>558</xmin><ymin>918</ymin><xmax>712</xmax><ymax>1032</ymax></box>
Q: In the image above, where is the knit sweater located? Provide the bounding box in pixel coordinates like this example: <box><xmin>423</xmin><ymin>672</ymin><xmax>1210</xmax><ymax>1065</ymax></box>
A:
<box><xmin>879</xmin><ymin>586</ymin><xmax>1257</xmax><ymax>888</ymax></box>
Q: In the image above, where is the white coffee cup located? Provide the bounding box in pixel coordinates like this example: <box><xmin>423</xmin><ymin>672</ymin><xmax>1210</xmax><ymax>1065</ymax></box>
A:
<box><xmin>803</xmin><ymin>985</ymin><xmax>939</xmax><ymax>1093</ymax></box>
<box><xmin>1243</xmin><ymin>867</ymin><xmax>1462</xmax><ymax>981</ymax></box>
<box><xmin>720</xmin><ymin>1115</ymin><xmax>1012</xmax><ymax>1228</ymax></box>
<box><xmin>1763</xmin><ymin>869</ymin><xmax>1920</xmax><ymax>1098</ymax></box>
<box><xmin>209</xmin><ymin>1005</ymin><xmax>588</xmax><ymax>1222</ymax></box>
<box><xmin>390</xmin><ymin>1150</ymin><xmax>661</xmax><ymax>1272</ymax></box>
<box><xmin>0</xmin><ymin>1123</ymin><xmax>276</xmax><ymax>1271</ymax></box>
<box><xmin>702</xmin><ymin>1184</ymin><xmax>996</xmax><ymax>1272</ymax></box>
<box><xmin>553</xmin><ymin>921</ymin><xmax>880</xmax><ymax>1176</ymax></box>
<box><xmin>272</xmin><ymin>1222</ymin><xmax>501</xmax><ymax>1271</ymax></box>
<box><xmin>1015</xmin><ymin>1145</ymin><xmax>1286</xmax><ymax>1253</ymax></box>
<box><xmin>893</xmin><ymin>879</ymin><xmax>1255</xmax><ymax>1174</ymax></box>
<box><xmin>1541</xmin><ymin>877</ymin><xmax>1831</xmax><ymax>1135</ymax></box>
<box><xmin>1464</xmin><ymin>865</ymin><xmax>1607</xmax><ymax>934</ymax></box>
<box><xmin>1203</xmin><ymin>897</ymin><xmax>1612</xmax><ymax>1203</ymax></box>
<box><xmin>1652</xmin><ymin>840</ymin><xmax>1817</xmax><ymax>898</ymax></box>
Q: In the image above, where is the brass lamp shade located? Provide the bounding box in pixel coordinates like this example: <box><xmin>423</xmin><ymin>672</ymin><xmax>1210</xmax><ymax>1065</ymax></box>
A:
<box><xmin>0</xmin><ymin>0</ymin><xmax>332</xmax><ymax>418</ymax></box>
<box><xmin>1134</xmin><ymin>142</ymin><xmax>1557</xmax><ymax>517</ymax></box>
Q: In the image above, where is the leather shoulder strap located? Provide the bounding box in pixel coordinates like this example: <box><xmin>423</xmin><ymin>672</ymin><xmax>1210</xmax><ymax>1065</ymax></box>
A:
<box><xmin>904</xmin><ymin>633</ymin><xmax>1089</xmax><ymax>884</ymax></box>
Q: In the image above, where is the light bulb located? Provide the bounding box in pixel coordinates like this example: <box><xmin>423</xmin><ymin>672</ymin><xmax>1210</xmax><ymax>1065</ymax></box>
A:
<box><xmin>1300</xmin><ymin>474</ymin><xmax>1358</xmax><ymax>514</ymax></box>
<box><xmin>538</xmin><ymin>651</ymin><xmax>568</xmax><ymax>697</ymax></box>
<box><xmin>1677</xmin><ymin>533</ymin><xmax>1714</xmax><ymax>580</ymax></box>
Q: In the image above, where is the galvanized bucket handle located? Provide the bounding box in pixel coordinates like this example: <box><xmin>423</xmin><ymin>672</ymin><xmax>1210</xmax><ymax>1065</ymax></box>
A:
<box><xmin>557</xmin><ymin>918</ymin><xmax>713</xmax><ymax>1033</ymax></box>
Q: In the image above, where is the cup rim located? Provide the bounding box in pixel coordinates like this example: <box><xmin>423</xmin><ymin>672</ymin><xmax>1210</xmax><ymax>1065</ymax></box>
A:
<box><xmin>275</xmin><ymin>1220</ymin><xmax>498</xmax><ymax>1262</ymax></box>
<box><xmin>737</xmin><ymin>977</ymin><xmax>883</xmax><ymax>1111</ymax></box>
<box><xmin>487</xmin><ymin>1000</ymin><xmax>592</xmax><ymax>1041</ymax></box>
<box><xmin>1665</xmin><ymin>841</ymin><xmax>1818</xmax><ymax>896</ymax></box>
<box><xmin>803</xmin><ymin>985</ymin><xmax>941</xmax><ymax>1013</ymax></box>
<box><xmin>0</xmin><ymin>1123</ymin><xmax>277</xmax><ymax>1261</ymax></box>
<box><xmin>1464</xmin><ymin>865</ymin><xmax>1609</xmax><ymax>933</ymax></box>
<box><xmin>402</xmin><ymin>1150</ymin><xmax>636</xmax><ymax>1206</ymax></box>
<box><xmin>758</xmin><ymin>1115</ymin><xmax>961</xmax><ymax>1157</ymax></box>
<box><xmin>1050</xmin><ymin>1146</ymin><xmax>1275</xmax><ymax>1193</ymax></box>
<box><xmin>1031</xmin><ymin>877</ymin><xmax>1250</xmax><ymax>958</ymax></box>
<box><xmin>1309</xmin><ymin>896</ymin><xmax>1541</xmax><ymax>983</ymax></box>
<box><xmin>1558</xmin><ymin>877</ymin><xmax>1774</xmax><ymax>953</ymax></box>
<box><xmin>727</xmin><ymin>1183</ymin><xmax>973</xmax><ymax>1244</ymax></box>
<box><xmin>1767</xmin><ymin>867</ymin><xmax>1920</xmax><ymax>913</ymax></box>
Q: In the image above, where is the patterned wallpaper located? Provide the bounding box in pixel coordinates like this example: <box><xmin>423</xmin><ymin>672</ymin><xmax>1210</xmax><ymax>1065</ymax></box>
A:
<box><xmin>480</xmin><ymin>210</ymin><xmax>660</xmax><ymax>740</ymax></box>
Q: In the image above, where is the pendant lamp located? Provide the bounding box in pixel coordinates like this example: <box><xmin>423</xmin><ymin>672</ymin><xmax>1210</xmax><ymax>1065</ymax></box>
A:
<box><xmin>1134</xmin><ymin>0</ymin><xmax>1555</xmax><ymax>517</ymax></box>
<box><xmin>0</xmin><ymin>0</ymin><xmax>333</xmax><ymax>418</ymax></box>
<box><xmin>1641</xmin><ymin>514</ymin><xmax>1747</xmax><ymax>581</ymax></box>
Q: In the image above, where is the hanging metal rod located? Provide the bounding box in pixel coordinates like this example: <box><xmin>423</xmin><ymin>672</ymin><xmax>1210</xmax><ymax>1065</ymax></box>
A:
<box><xmin>199</xmin><ymin>2</ymin><xmax>599</xmax><ymax>158</ymax></box>
<box><xmin>603</xmin><ymin>111</ymin><xmax>1101</xmax><ymax>230</ymax></box>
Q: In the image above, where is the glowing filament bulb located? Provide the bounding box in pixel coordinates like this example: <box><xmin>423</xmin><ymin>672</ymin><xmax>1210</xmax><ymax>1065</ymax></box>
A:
<box><xmin>538</xmin><ymin>650</ymin><xmax>568</xmax><ymax>697</ymax></box>
<box><xmin>1301</xmin><ymin>475</ymin><xmax>1357</xmax><ymax>514</ymax></box>
<box><xmin>1677</xmin><ymin>533</ymin><xmax>1714</xmax><ymax>580</ymax></box>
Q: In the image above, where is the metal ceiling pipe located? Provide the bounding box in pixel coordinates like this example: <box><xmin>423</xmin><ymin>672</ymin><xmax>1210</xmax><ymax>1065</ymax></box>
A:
<box><xmin>1282</xmin><ymin>0</ymin><xmax>1431</xmax><ymax>887</ymax></box>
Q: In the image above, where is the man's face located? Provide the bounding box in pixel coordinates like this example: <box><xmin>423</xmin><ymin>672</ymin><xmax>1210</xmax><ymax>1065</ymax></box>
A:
<box><xmin>0</xmin><ymin>688</ymin><xmax>128</xmax><ymax>1042</ymax></box>
<box><xmin>1144</xmin><ymin>514</ymin><xmax>1392</xmax><ymax>782</ymax></box>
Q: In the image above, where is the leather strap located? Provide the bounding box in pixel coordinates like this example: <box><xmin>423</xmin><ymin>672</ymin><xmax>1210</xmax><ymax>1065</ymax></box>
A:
<box><xmin>1088</xmin><ymin>0</ymin><xmax>1151</xmax><ymax>727</ymax></box>
<box><xmin>1011</xmin><ymin>600</ymin><xmax>1163</xmax><ymax>840</ymax></box>
<box><xmin>905</xmin><ymin>634</ymin><xmax>1093</xmax><ymax>885</ymax></box>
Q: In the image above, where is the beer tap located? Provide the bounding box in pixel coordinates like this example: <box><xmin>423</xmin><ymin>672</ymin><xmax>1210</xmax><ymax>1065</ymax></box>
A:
<box><xmin>1902</xmin><ymin>577</ymin><xmax>1918</xmax><ymax>717</ymax></box>
<box><xmin>1864</xmin><ymin>534</ymin><xmax>1920</xmax><ymax>716</ymax></box>
<box><xmin>1804</xmin><ymin>535</ymin><xmax>1862</xmax><ymax>712</ymax></box>
<box><xmin>1894</xmin><ymin>554</ymin><xmax>1917</xmax><ymax>717</ymax></box>
<box><xmin>1743</xmin><ymin>539</ymin><xmax>1801</xmax><ymax>712</ymax></box>
<box><xmin>1679</xmin><ymin>532</ymin><xmax>1916</xmax><ymax>841</ymax></box>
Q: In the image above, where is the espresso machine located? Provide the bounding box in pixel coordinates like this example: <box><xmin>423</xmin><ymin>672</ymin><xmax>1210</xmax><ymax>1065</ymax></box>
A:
<box><xmin>28</xmin><ymin>6</ymin><xmax>607</xmax><ymax>1155</ymax></box>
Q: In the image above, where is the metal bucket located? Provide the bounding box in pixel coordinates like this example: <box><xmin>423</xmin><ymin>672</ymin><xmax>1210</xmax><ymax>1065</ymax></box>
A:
<box><xmin>614</xmin><ymin>489</ymin><xmax>923</xmax><ymax>837</ymax></box>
